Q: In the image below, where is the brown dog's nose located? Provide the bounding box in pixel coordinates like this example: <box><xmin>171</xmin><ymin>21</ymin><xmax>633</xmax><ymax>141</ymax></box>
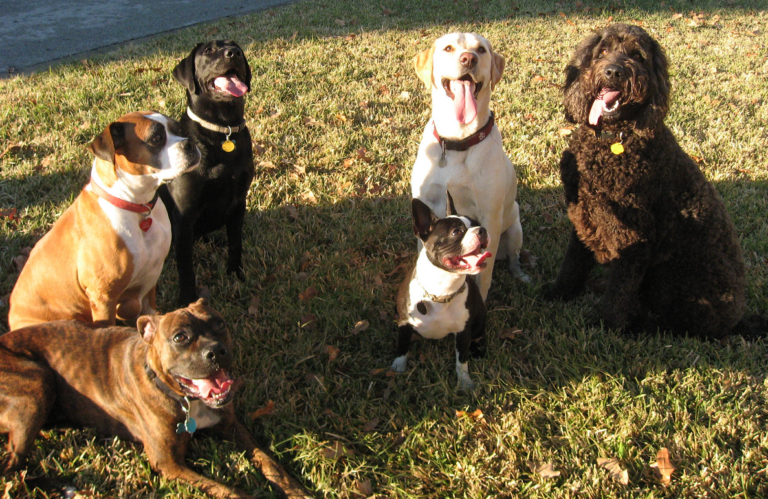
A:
<box><xmin>204</xmin><ymin>345</ymin><xmax>228</xmax><ymax>363</ymax></box>
<box><xmin>224</xmin><ymin>47</ymin><xmax>242</xmax><ymax>59</ymax></box>
<box><xmin>459</xmin><ymin>52</ymin><xmax>477</xmax><ymax>68</ymax></box>
<box><xmin>604</xmin><ymin>64</ymin><xmax>624</xmax><ymax>81</ymax></box>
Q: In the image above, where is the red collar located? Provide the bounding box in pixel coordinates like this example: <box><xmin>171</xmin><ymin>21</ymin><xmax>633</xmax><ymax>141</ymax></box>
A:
<box><xmin>86</xmin><ymin>181</ymin><xmax>158</xmax><ymax>231</ymax></box>
<box><xmin>433</xmin><ymin>112</ymin><xmax>495</xmax><ymax>152</ymax></box>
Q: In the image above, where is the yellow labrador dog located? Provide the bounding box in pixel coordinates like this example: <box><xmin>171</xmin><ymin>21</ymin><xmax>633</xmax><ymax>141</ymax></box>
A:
<box><xmin>410</xmin><ymin>33</ymin><xmax>528</xmax><ymax>300</ymax></box>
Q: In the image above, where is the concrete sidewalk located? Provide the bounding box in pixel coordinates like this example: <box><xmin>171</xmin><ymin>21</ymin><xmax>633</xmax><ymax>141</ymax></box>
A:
<box><xmin>0</xmin><ymin>0</ymin><xmax>294</xmax><ymax>75</ymax></box>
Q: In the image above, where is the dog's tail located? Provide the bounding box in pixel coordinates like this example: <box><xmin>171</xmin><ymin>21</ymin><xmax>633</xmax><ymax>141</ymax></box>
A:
<box><xmin>731</xmin><ymin>314</ymin><xmax>768</xmax><ymax>339</ymax></box>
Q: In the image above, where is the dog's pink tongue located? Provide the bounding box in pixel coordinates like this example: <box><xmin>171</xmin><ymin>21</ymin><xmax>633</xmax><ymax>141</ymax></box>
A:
<box><xmin>589</xmin><ymin>88</ymin><xmax>621</xmax><ymax>126</ymax></box>
<box><xmin>214</xmin><ymin>75</ymin><xmax>248</xmax><ymax>97</ymax></box>
<box><xmin>191</xmin><ymin>369</ymin><xmax>234</xmax><ymax>398</ymax></box>
<box><xmin>463</xmin><ymin>250</ymin><xmax>492</xmax><ymax>269</ymax></box>
<box><xmin>449</xmin><ymin>79</ymin><xmax>478</xmax><ymax>124</ymax></box>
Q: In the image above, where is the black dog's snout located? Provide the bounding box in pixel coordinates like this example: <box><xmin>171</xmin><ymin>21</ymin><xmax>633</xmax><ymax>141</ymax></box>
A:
<box><xmin>459</xmin><ymin>52</ymin><xmax>478</xmax><ymax>68</ymax></box>
<box><xmin>224</xmin><ymin>47</ymin><xmax>242</xmax><ymax>59</ymax></box>
<box><xmin>203</xmin><ymin>344</ymin><xmax>228</xmax><ymax>363</ymax></box>
<box><xmin>604</xmin><ymin>64</ymin><xmax>624</xmax><ymax>81</ymax></box>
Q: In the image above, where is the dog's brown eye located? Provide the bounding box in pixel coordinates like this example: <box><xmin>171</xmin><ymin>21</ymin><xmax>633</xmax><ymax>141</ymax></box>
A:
<box><xmin>477</xmin><ymin>47</ymin><xmax>486</xmax><ymax>54</ymax></box>
<box><xmin>214</xmin><ymin>320</ymin><xmax>225</xmax><ymax>330</ymax></box>
<box><xmin>599</xmin><ymin>49</ymin><xmax>608</xmax><ymax>58</ymax></box>
<box><xmin>451</xmin><ymin>228</ymin><xmax>463</xmax><ymax>237</ymax></box>
<box><xmin>204</xmin><ymin>47</ymin><xmax>214</xmax><ymax>54</ymax></box>
<box><xmin>173</xmin><ymin>332</ymin><xmax>189</xmax><ymax>343</ymax></box>
<box><xmin>444</xmin><ymin>45</ymin><xmax>454</xmax><ymax>52</ymax></box>
<box><xmin>631</xmin><ymin>52</ymin><xmax>644</xmax><ymax>61</ymax></box>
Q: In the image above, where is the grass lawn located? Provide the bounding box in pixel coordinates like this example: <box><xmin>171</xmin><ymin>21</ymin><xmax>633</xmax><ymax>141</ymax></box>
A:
<box><xmin>1</xmin><ymin>0</ymin><xmax>767</xmax><ymax>497</ymax></box>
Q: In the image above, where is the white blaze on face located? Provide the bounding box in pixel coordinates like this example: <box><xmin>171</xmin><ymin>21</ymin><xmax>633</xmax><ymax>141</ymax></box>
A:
<box><xmin>147</xmin><ymin>113</ymin><xmax>200</xmax><ymax>182</ymax></box>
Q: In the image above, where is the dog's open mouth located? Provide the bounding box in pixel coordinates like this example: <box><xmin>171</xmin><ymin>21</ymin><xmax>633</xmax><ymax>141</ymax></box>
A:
<box><xmin>176</xmin><ymin>368</ymin><xmax>235</xmax><ymax>407</ymax></box>
<box><xmin>589</xmin><ymin>87</ymin><xmax>622</xmax><ymax>126</ymax></box>
<box><xmin>441</xmin><ymin>74</ymin><xmax>483</xmax><ymax>125</ymax></box>
<box><xmin>443</xmin><ymin>242</ymin><xmax>492</xmax><ymax>273</ymax></box>
<box><xmin>208</xmin><ymin>68</ymin><xmax>248</xmax><ymax>98</ymax></box>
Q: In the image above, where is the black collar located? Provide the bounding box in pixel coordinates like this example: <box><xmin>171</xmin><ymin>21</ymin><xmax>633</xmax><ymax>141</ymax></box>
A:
<box><xmin>594</xmin><ymin>129</ymin><xmax>624</xmax><ymax>141</ymax></box>
<box><xmin>145</xmin><ymin>363</ymin><xmax>188</xmax><ymax>403</ymax></box>
<box><xmin>418</xmin><ymin>279</ymin><xmax>467</xmax><ymax>304</ymax></box>
<box><xmin>433</xmin><ymin>112</ymin><xmax>495</xmax><ymax>152</ymax></box>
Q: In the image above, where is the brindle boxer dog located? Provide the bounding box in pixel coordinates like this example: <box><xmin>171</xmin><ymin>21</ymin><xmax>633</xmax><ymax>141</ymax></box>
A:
<box><xmin>0</xmin><ymin>299</ymin><xmax>310</xmax><ymax>499</ymax></box>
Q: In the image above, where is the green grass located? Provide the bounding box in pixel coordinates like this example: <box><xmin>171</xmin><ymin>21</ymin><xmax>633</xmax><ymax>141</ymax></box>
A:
<box><xmin>1</xmin><ymin>0</ymin><xmax>768</xmax><ymax>497</ymax></box>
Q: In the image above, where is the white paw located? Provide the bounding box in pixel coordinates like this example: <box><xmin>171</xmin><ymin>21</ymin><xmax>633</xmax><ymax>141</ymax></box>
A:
<box><xmin>509</xmin><ymin>261</ymin><xmax>532</xmax><ymax>282</ymax></box>
<box><xmin>391</xmin><ymin>356</ymin><xmax>408</xmax><ymax>373</ymax></box>
<box><xmin>455</xmin><ymin>360</ymin><xmax>475</xmax><ymax>392</ymax></box>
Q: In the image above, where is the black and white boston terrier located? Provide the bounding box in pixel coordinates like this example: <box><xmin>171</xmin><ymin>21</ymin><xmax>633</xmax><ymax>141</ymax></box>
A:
<box><xmin>392</xmin><ymin>192</ymin><xmax>490</xmax><ymax>391</ymax></box>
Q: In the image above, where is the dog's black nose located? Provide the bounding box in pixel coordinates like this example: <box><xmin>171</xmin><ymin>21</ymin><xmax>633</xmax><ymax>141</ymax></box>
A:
<box><xmin>604</xmin><ymin>64</ymin><xmax>624</xmax><ymax>80</ymax></box>
<box><xmin>224</xmin><ymin>47</ymin><xmax>242</xmax><ymax>59</ymax></box>
<box><xmin>459</xmin><ymin>52</ymin><xmax>477</xmax><ymax>68</ymax></box>
<box><xmin>478</xmin><ymin>227</ymin><xmax>487</xmax><ymax>237</ymax></box>
<box><xmin>204</xmin><ymin>345</ymin><xmax>228</xmax><ymax>362</ymax></box>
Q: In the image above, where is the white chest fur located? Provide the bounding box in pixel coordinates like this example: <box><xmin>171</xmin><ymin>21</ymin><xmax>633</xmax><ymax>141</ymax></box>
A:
<box><xmin>189</xmin><ymin>400</ymin><xmax>223</xmax><ymax>430</ymax></box>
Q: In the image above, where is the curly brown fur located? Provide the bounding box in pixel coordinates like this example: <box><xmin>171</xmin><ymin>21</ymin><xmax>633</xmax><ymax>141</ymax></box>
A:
<box><xmin>546</xmin><ymin>24</ymin><xmax>753</xmax><ymax>339</ymax></box>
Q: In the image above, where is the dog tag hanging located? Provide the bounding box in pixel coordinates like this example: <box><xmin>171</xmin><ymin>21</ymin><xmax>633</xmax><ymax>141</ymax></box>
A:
<box><xmin>176</xmin><ymin>396</ymin><xmax>197</xmax><ymax>434</ymax></box>
<box><xmin>439</xmin><ymin>143</ymin><xmax>447</xmax><ymax>167</ymax></box>
<box><xmin>610</xmin><ymin>132</ymin><xmax>625</xmax><ymax>155</ymax></box>
<box><xmin>139</xmin><ymin>217</ymin><xmax>152</xmax><ymax>232</ymax></box>
<box><xmin>221</xmin><ymin>126</ymin><xmax>236</xmax><ymax>153</ymax></box>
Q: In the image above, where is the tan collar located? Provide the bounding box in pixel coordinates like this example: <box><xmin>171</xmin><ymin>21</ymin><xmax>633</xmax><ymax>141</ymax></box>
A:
<box><xmin>186</xmin><ymin>107</ymin><xmax>246</xmax><ymax>134</ymax></box>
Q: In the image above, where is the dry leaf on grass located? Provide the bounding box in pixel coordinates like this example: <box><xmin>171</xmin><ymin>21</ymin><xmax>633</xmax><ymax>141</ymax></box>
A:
<box><xmin>334</xmin><ymin>19</ymin><xmax>346</xmax><ymax>26</ymax></box>
<box><xmin>324</xmin><ymin>345</ymin><xmax>340</xmax><ymax>362</ymax></box>
<box><xmin>651</xmin><ymin>448</ymin><xmax>675</xmax><ymax>486</ymax></box>
<box><xmin>500</xmin><ymin>328</ymin><xmax>523</xmax><ymax>341</ymax></box>
<box><xmin>370</xmin><ymin>368</ymin><xmax>387</xmax><ymax>376</ymax></box>
<box><xmin>322</xmin><ymin>441</ymin><xmax>354</xmax><ymax>459</ymax></box>
<box><xmin>455</xmin><ymin>409</ymin><xmax>484</xmax><ymax>421</ymax></box>
<box><xmin>363</xmin><ymin>417</ymin><xmax>380</xmax><ymax>432</ymax></box>
<box><xmin>299</xmin><ymin>286</ymin><xmax>318</xmax><ymax>301</ymax></box>
<box><xmin>285</xmin><ymin>204</ymin><xmax>299</xmax><ymax>220</ymax></box>
<box><xmin>598</xmin><ymin>457</ymin><xmax>629</xmax><ymax>485</ymax></box>
<box><xmin>301</xmin><ymin>313</ymin><xmax>317</xmax><ymax>330</ymax></box>
<box><xmin>248</xmin><ymin>296</ymin><xmax>260</xmax><ymax>316</ymax></box>
<box><xmin>357</xmin><ymin>147</ymin><xmax>373</xmax><ymax>163</ymax></box>
<box><xmin>529</xmin><ymin>462</ymin><xmax>561</xmax><ymax>478</ymax></box>
<box><xmin>356</xmin><ymin>479</ymin><xmax>374</xmax><ymax>497</ymax></box>
<box><xmin>351</xmin><ymin>320</ymin><xmax>369</xmax><ymax>334</ymax></box>
<box><xmin>249</xmin><ymin>400</ymin><xmax>275</xmax><ymax>419</ymax></box>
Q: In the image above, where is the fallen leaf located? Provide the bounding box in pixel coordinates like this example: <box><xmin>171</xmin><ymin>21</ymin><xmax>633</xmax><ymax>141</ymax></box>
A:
<box><xmin>357</xmin><ymin>147</ymin><xmax>373</xmax><ymax>163</ymax></box>
<box><xmin>598</xmin><ymin>457</ymin><xmax>629</xmax><ymax>485</ymax></box>
<box><xmin>248</xmin><ymin>296</ymin><xmax>260</xmax><ymax>316</ymax></box>
<box><xmin>519</xmin><ymin>248</ymin><xmax>539</xmax><ymax>269</ymax></box>
<box><xmin>559</xmin><ymin>127</ymin><xmax>574</xmax><ymax>136</ymax></box>
<box><xmin>324</xmin><ymin>345</ymin><xmax>340</xmax><ymax>362</ymax></box>
<box><xmin>543</xmin><ymin>212</ymin><xmax>554</xmax><ymax>224</ymax></box>
<box><xmin>301</xmin><ymin>190</ymin><xmax>318</xmax><ymax>204</ymax></box>
<box><xmin>300</xmin><ymin>313</ymin><xmax>317</xmax><ymax>330</ymax></box>
<box><xmin>345</xmin><ymin>34</ymin><xmax>356</xmax><ymax>41</ymax></box>
<box><xmin>399</xmin><ymin>91</ymin><xmax>410</xmax><ymax>100</ymax></box>
<box><xmin>0</xmin><ymin>208</ymin><xmax>18</xmax><ymax>220</ymax></box>
<box><xmin>382</xmin><ymin>377</ymin><xmax>396</xmax><ymax>399</ymax></box>
<box><xmin>335</xmin><ymin>19</ymin><xmax>346</xmax><ymax>26</ymax></box>
<box><xmin>530</xmin><ymin>462</ymin><xmax>561</xmax><ymax>478</ymax></box>
<box><xmin>370</xmin><ymin>368</ymin><xmax>387</xmax><ymax>376</ymax></box>
<box><xmin>651</xmin><ymin>448</ymin><xmax>675</xmax><ymax>486</ymax></box>
<box><xmin>672</xmin><ymin>12</ymin><xmax>683</xmax><ymax>19</ymax></box>
<box><xmin>382</xmin><ymin>8</ymin><xmax>393</xmax><ymax>15</ymax></box>
<box><xmin>290</xmin><ymin>31</ymin><xmax>298</xmax><ymax>41</ymax></box>
<box><xmin>356</xmin><ymin>479</ymin><xmax>374</xmax><ymax>496</ymax></box>
<box><xmin>303</xmin><ymin>116</ymin><xmax>322</xmax><ymax>127</ymax></box>
<box><xmin>253</xmin><ymin>143</ymin><xmax>266</xmax><ymax>155</ymax></box>
<box><xmin>322</xmin><ymin>441</ymin><xmax>354</xmax><ymax>459</ymax></box>
<box><xmin>299</xmin><ymin>286</ymin><xmax>318</xmax><ymax>301</ymax></box>
<box><xmin>249</xmin><ymin>400</ymin><xmax>275</xmax><ymax>419</ymax></box>
<box><xmin>456</xmin><ymin>409</ymin><xmax>485</xmax><ymax>421</ymax></box>
<box><xmin>351</xmin><ymin>320</ymin><xmax>369</xmax><ymax>334</ymax></box>
<box><xmin>259</xmin><ymin>160</ymin><xmax>276</xmax><ymax>169</ymax></box>
<box><xmin>285</xmin><ymin>204</ymin><xmax>299</xmax><ymax>220</ymax></box>
<box><xmin>363</xmin><ymin>417</ymin><xmax>380</xmax><ymax>432</ymax></box>
<box><xmin>500</xmin><ymin>328</ymin><xmax>523</xmax><ymax>340</ymax></box>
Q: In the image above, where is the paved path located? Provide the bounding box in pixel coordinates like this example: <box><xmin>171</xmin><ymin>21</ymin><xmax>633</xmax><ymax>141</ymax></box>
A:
<box><xmin>0</xmin><ymin>0</ymin><xmax>295</xmax><ymax>75</ymax></box>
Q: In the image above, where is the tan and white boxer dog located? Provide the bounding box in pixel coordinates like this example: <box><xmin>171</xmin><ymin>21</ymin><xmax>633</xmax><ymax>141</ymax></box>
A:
<box><xmin>0</xmin><ymin>299</ymin><xmax>311</xmax><ymax>498</ymax></box>
<box><xmin>8</xmin><ymin>112</ymin><xmax>200</xmax><ymax>330</ymax></box>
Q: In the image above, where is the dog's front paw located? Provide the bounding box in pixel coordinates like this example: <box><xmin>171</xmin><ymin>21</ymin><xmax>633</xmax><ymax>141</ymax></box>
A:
<box><xmin>508</xmin><ymin>260</ymin><xmax>532</xmax><ymax>283</ymax></box>
<box><xmin>227</xmin><ymin>263</ymin><xmax>245</xmax><ymax>281</ymax></box>
<box><xmin>391</xmin><ymin>356</ymin><xmax>408</xmax><ymax>373</ymax></box>
<box><xmin>456</xmin><ymin>372</ymin><xmax>476</xmax><ymax>392</ymax></box>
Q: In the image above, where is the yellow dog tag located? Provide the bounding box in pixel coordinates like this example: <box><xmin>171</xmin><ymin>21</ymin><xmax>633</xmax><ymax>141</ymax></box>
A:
<box><xmin>611</xmin><ymin>142</ymin><xmax>625</xmax><ymax>155</ymax></box>
<box><xmin>221</xmin><ymin>140</ymin><xmax>236</xmax><ymax>152</ymax></box>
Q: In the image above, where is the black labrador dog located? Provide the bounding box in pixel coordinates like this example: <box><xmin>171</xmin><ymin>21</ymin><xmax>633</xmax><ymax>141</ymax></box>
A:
<box><xmin>160</xmin><ymin>40</ymin><xmax>255</xmax><ymax>306</ymax></box>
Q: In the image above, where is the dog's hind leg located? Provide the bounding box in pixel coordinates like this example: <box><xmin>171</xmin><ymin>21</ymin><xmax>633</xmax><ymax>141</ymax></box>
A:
<box><xmin>545</xmin><ymin>230</ymin><xmax>596</xmax><ymax>301</ymax></box>
<box><xmin>0</xmin><ymin>353</ymin><xmax>55</xmax><ymax>474</ymax></box>
<box><xmin>499</xmin><ymin>201</ymin><xmax>530</xmax><ymax>282</ymax></box>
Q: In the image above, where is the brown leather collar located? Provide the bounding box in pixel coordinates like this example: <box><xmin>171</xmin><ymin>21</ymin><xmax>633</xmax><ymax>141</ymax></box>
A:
<box><xmin>433</xmin><ymin>112</ymin><xmax>495</xmax><ymax>152</ymax></box>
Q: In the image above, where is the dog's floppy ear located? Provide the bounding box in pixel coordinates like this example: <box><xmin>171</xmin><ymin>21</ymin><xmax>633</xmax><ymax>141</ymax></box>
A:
<box><xmin>446</xmin><ymin>191</ymin><xmax>458</xmax><ymax>217</ymax></box>
<box><xmin>88</xmin><ymin>122</ymin><xmax>127</xmax><ymax>186</ymax></box>
<box><xmin>635</xmin><ymin>36</ymin><xmax>670</xmax><ymax>130</ymax></box>
<box><xmin>413</xmin><ymin>46</ymin><xmax>435</xmax><ymax>90</ymax></box>
<box><xmin>412</xmin><ymin>198</ymin><xmax>439</xmax><ymax>241</ymax></box>
<box><xmin>173</xmin><ymin>43</ymin><xmax>203</xmax><ymax>95</ymax></box>
<box><xmin>490</xmin><ymin>50</ymin><xmax>505</xmax><ymax>90</ymax></box>
<box><xmin>137</xmin><ymin>314</ymin><xmax>160</xmax><ymax>344</ymax></box>
<box><xmin>562</xmin><ymin>32</ymin><xmax>602</xmax><ymax>124</ymax></box>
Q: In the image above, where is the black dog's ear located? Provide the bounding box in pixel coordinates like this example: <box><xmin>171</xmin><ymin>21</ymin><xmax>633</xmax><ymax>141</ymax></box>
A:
<box><xmin>173</xmin><ymin>43</ymin><xmax>203</xmax><ymax>95</ymax></box>
<box><xmin>446</xmin><ymin>191</ymin><xmax>458</xmax><ymax>217</ymax></box>
<box><xmin>412</xmin><ymin>198</ymin><xmax>439</xmax><ymax>242</ymax></box>
<box><xmin>563</xmin><ymin>32</ymin><xmax>602</xmax><ymax>124</ymax></box>
<box><xmin>242</xmin><ymin>49</ymin><xmax>252</xmax><ymax>91</ymax></box>
<box><xmin>635</xmin><ymin>36</ymin><xmax>670</xmax><ymax>130</ymax></box>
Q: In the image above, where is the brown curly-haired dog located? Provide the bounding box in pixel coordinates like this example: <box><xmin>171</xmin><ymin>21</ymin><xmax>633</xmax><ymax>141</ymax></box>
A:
<box><xmin>546</xmin><ymin>24</ymin><xmax>749</xmax><ymax>339</ymax></box>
